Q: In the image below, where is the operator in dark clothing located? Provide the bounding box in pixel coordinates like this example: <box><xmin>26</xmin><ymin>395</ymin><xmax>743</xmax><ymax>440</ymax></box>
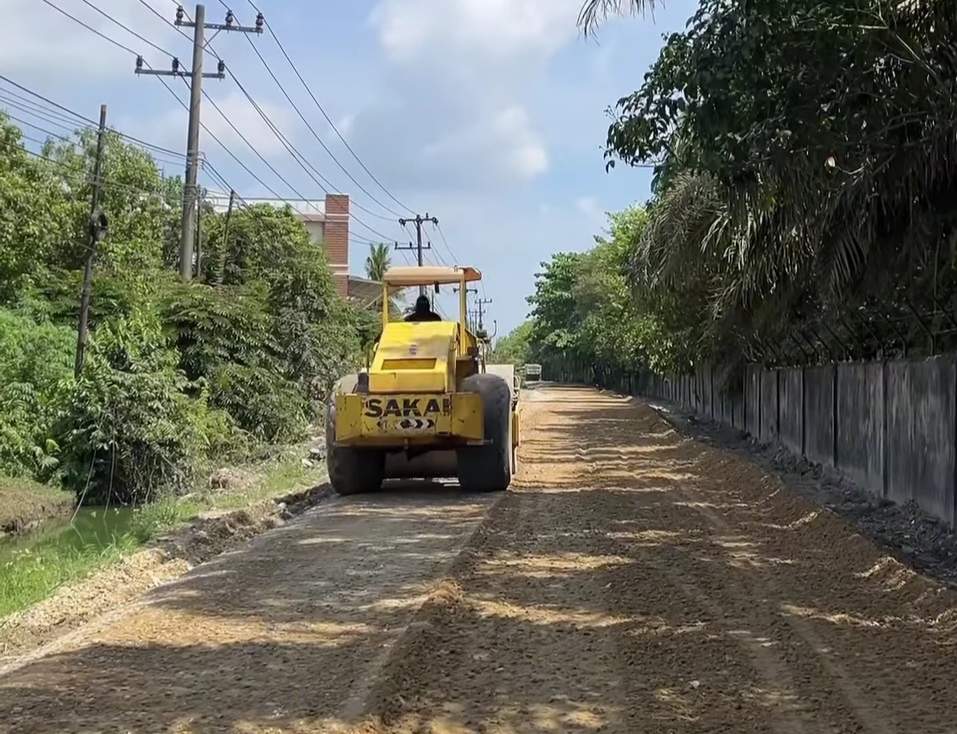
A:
<box><xmin>405</xmin><ymin>294</ymin><xmax>442</xmax><ymax>322</ymax></box>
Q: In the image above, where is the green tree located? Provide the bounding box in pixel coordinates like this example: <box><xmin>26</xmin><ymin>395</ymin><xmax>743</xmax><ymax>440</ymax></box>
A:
<box><xmin>592</xmin><ymin>0</ymin><xmax>957</xmax><ymax>371</ymax></box>
<box><xmin>489</xmin><ymin>321</ymin><xmax>533</xmax><ymax>365</ymax></box>
<box><xmin>520</xmin><ymin>205</ymin><xmax>683</xmax><ymax>385</ymax></box>
<box><xmin>0</xmin><ymin>116</ymin><xmax>72</xmax><ymax>304</ymax></box>
<box><xmin>526</xmin><ymin>252</ymin><xmax>586</xmax><ymax>376</ymax></box>
<box><xmin>0</xmin><ymin>309</ymin><xmax>74</xmax><ymax>479</ymax></box>
<box><xmin>0</xmin><ymin>118</ymin><xmax>366</xmax><ymax>504</ymax></box>
<box><xmin>365</xmin><ymin>242</ymin><xmax>391</xmax><ymax>281</ymax></box>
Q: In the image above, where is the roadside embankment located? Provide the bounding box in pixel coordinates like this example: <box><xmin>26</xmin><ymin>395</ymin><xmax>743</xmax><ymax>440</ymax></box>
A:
<box><xmin>0</xmin><ymin>449</ymin><xmax>332</xmax><ymax>664</ymax></box>
<box><xmin>0</xmin><ymin>477</ymin><xmax>74</xmax><ymax>538</ymax></box>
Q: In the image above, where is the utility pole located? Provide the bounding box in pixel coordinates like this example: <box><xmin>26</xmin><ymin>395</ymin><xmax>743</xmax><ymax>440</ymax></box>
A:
<box><xmin>396</xmin><ymin>213</ymin><xmax>438</xmax><ymax>295</ymax></box>
<box><xmin>454</xmin><ymin>286</ymin><xmax>476</xmax><ymax>325</ymax></box>
<box><xmin>474</xmin><ymin>298</ymin><xmax>492</xmax><ymax>329</ymax></box>
<box><xmin>194</xmin><ymin>185</ymin><xmax>205</xmax><ymax>279</ymax></box>
<box><xmin>135</xmin><ymin>4</ymin><xmax>262</xmax><ymax>280</ymax></box>
<box><xmin>75</xmin><ymin>104</ymin><xmax>109</xmax><ymax>378</ymax></box>
<box><xmin>218</xmin><ymin>188</ymin><xmax>235</xmax><ymax>283</ymax></box>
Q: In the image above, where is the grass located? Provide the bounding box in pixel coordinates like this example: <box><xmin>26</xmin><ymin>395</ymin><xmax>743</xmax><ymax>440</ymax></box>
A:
<box><xmin>0</xmin><ymin>450</ymin><xmax>326</xmax><ymax>618</ymax></box>
<box><xmin>0</xmin><ymin>476</ymin><xmax>74</xmax><ymax>535</ymax></box>
<box><xmin>0</xmin><ymin>538</ymin><xmax>138</xmax><ymax>618</ymax></box>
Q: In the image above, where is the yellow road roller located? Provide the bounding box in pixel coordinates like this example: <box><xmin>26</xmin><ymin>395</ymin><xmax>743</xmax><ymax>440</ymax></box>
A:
<box><xmin>325</xmin><ymin>265</ymin><xmax>520</xmax><ymax>495</ymax></box>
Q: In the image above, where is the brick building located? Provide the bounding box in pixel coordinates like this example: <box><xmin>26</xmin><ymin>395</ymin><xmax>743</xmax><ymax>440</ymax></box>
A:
<box><xmin>298</xmin><ymin>193</ymin><xmax>350</xmax><ymax>297</ymax></box>
<box><xmin>297</xmin><ymin>193</ymin><xmax>383</xmax><ymax>308</ymax></box>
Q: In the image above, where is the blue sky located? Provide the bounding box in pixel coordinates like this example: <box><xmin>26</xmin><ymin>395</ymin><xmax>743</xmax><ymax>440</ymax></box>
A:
<box><xmin>4</xmin><ymin>0</ymin><xmax>697</xmax><ymax>334</ymax></box>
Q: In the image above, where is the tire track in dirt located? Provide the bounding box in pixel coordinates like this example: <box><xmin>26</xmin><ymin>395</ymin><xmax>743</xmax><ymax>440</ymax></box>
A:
<box><xmin>358</xmin><ymin>386</ymin><xmax>957</xmax><ymax>733</ymax></box>
<box><xmin>0</xmin><ymin>491</ymin><xmax>498</xmax><ymax>734</ymax></box>
<box><xmin>5</xmin><ymin>386</ymin><xmax>957</xmax><ymax>733</ymax></box>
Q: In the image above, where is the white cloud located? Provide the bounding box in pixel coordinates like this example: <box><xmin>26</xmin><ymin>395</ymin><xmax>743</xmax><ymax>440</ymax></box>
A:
<box><xmin>576</xmin><ymin>195</ymin><xmax>605</xmax><ymax>221</ymax></box>
<box><xmin>342</xmin><ymin>0</ymin><xmax>587</xmax><ymax>191</ymax></box>
<box><xmin>371</xmin><ymin>0</ymin><xmax>581</xmax><ymax>68</ymax></box>
<box><xmin>0</xmin><ymin>0</ymin><xmax>187</xmax><ymax>79</ymax></box>
<box><xmin>421</xmin><ymin>106</ymin><xmax>548</xmax><ymax>181</ymax></box>
<box><xmin>134</xmin><ymin>92</ymin><xmax>299</xmax><ymax>159</ymax></box>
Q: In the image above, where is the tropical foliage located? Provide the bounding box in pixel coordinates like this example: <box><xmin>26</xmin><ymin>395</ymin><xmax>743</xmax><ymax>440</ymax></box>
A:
<box><xmin>518</xmin><ymin>0</ymin><xmax>957</xmax><ymax>385</ymax></box>
<box><xmin>364</xmin><ymin>242</ymin><xmax>391</xmax><ymax>281</ymax></box>
<box><xmin>488</xmin><ymin>321</ymin><xmax>533</xmax><ymax>366</ymax></box>
<box><xmin>0</xmin><ymin>115</ymin><xmax>364</xmax><ymax>504</ymax></box>
<box><xmin>529</xmin><ymin>0</ymin><xmax>957</xmax><ymax>383</ymax></box>
<box><xmin>512</xmin><ymin>206</ymin><xmax>673</xmax><ymax>384</ymax></box>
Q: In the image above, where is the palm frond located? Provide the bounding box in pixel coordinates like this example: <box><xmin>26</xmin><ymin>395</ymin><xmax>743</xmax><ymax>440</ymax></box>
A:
<box><xmin>578</xmin><ymin>0</ymin><xmax>659</xmax><ymax>36</ymax></box>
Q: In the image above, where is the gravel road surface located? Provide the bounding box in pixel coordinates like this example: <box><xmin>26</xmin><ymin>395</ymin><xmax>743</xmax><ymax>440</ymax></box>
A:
<box><xmin>3</xmin><ymin>385</ymin><xmax>956</xmax><ymax>733</ymax></box>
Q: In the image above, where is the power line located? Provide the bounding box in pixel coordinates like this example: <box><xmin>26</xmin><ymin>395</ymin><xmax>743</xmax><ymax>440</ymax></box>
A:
<box><xmin>5</xmin><ymin>111</ymin><xmax>82</xmax><ymax>144</ymax></box>
<box><xmin>38</xmin><ymin>0</ymin><xmax>141</xmax><ymax>57</ymax></box>
<box><xmin>435</xmin><ymin>222</ymin><xmax>460</xmax><ymax>264</ymax></box>
<box><xmin>155</xmin><ymin>70</ymin><xmax>301</xmax><ymax>206</ymax></box>
<box><xmin>182</xmin><ymin>12</ymin><xmax>402</xmax><ymax>243</ymax></box>
<box><xmin>0</xmin><ymin>92</ymin><xmax>87</xmax><ymax>131</ymax></box>
<box><xmin>200</xmin><ymin>85</ymin><xmax>323</xmax><ymax>217</ymax></box>
<box><xmin>0</xmin><ymin>96</ymin><xmax>187</xmax><ymax>168</ymax></box>
<box><xmin>236</xmin><ymin>0</ymin><xmax>416</xmax><ymax>216</ymax></box>
<box><xmin>226</xmin><ymin>73</ymin><xmax>396</xmax><ymax>240</ymax></box>
<box><xmin>74</xmin><ymin>0</ymin><xmax>175</xmax><ymax>59</ymax></box>
<box><xmin>0</xmin><ymin>74</ymin><xmax>186</xmax><ymax>160</ymax></box>
<box><xmin>40</xmin><ymin>0</ymin><xmax>403</xmax><ymax>261</ymax></box>
<box><xmin>20</xmin><ymin>141</ymin><xmax>180</xmax><ymax>202</ymax></box>
<box><xmin>233</xmin><ymin>16</ymin><xmax>405</xmax><ymax>219</ymax></box>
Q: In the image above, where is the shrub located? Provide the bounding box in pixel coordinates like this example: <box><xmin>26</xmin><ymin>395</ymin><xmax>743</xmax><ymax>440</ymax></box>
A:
<box><xmin>60</xmin><ymin>311</ymin><xmax>207</xmax><ymax>505</ymax></box>
<box><xmin>0</xmin><ymin>309</ymin><xmax>74</xmax><ymax>480</ymax></box>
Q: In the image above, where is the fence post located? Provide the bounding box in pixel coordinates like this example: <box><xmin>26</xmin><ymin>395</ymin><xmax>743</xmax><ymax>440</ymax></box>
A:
<box><xmin>800</xmin><ymin>366</ymin><xmax>807</xmax><ymax>456</ymax></box>
<box><xmin>882</xmin><ymin>360</ymin><xmax>889</xmax><ymax>499</ymax></box>
<box><xmin>832</xmin><ymin>363</ymin><xmax>840</xmax><ymax>468</ymax></box>
<box><xmin>776</xmin><ymin>368</ymin><xmax>781</xmax><ymax>442</ymax></box>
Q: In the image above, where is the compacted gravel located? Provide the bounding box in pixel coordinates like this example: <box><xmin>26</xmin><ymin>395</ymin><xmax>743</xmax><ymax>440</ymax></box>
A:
<box><xmin>3</xmin><ymin>386</ymin><xmax>956</xmax><ymax>733</ymax></box>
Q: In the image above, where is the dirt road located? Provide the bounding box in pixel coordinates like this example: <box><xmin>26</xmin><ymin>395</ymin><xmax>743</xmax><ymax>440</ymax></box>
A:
<box><xmin>3</xmin><ymin>386</ymin><xmax>957</xmax><ymax>732</ymax></box>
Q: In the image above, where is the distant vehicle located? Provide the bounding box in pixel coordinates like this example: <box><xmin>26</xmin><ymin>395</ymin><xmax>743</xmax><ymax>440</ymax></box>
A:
<box><xmin>524</xmin><ymin>363</ymin><xmax>542</xmax><ymax>382</ymax></box>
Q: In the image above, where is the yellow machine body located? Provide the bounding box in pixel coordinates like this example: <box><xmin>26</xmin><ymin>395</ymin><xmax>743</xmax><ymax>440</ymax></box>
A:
<box><xmin>328</xmin><ymin>265</ymin><xmax>519</xmax><ymax>490</ymax></box>
<box><xmin>332</xmin><ymin>266</ymin><xmax>518</xmax><ymax>463</ymax></box>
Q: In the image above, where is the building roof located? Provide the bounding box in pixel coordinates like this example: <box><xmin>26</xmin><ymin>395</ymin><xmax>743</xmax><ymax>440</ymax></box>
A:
<box><xmin>347</xmin><ymin>275</ymin><xmax>386</xmax><ymax>309</ymax></box>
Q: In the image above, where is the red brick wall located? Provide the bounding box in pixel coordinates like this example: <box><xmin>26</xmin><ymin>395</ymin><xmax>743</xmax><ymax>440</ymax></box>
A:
<box><xmin>324</xmin><ymin>194</ymin><xmax>350</xmax><ymax>297</ymax></box>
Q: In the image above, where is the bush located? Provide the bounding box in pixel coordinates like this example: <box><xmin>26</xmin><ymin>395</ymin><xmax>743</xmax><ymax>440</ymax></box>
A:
<box><xmin>60</xmin><ymin>311</ymin><xmax>208</xmax><ymax>505</ymax></box>
<box><xmin>0</xmin><ymin>309</ymin><xmax>74</xmax><ymax>480</ymax></box>
<box><xmin>0</xmin><ymin>119</ymin><xmax>366</xmax><ymax>509</ymax></box>
<box><xmin>161</xmin><ymin>281</ymin><xmax>311</xmax><ymax>442</ymax></box>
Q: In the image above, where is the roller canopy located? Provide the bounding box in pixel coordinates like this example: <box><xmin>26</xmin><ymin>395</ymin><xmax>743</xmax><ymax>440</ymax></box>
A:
<box><xmin>382</xmin><ymin>266</ymin><xmax>482</xmax><ymax>287</ymax></box>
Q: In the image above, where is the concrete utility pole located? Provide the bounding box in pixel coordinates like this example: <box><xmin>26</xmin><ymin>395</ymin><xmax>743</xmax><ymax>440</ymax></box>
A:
<box><xmin>75</xmin><ymin>104</ymin><xmax>109</xmax><ymax>378</ymax></box>
<box><xmin>135</xmin><ymin>4</ymin><xmax>263</xmax><ymax>280</ymax></box>
<box><xmin>396</xmin><ymin>213</ymin><xmax>438</xmax><ymax>295</ymax></box>
<box><xmin>454</xmin><ymin>286</ymin><xmax>477</xmax><ymax>324</ymax></box>
<box><xmin>194</xmin><ymin>185</ymin><xmax>205</xmax><ymax>279</ymax></box>
<box><xmin>474</xmin><ymin>298</ymin><xmax>492</xmax><ymax>329</ymax></box>
<box><xmin>217</xmin><ymin>188</ymin><xmax>236</xmax><ymax>283</ymax></box>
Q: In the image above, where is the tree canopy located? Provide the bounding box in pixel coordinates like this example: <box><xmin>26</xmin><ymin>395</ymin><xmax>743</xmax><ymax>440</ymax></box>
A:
<box><xmin>0</xmin><ymin>115</ymin><xmax>366</xmax><ymax>503</ymax></box>
<box><xmin>556</xmin><ymin>0</ymin><xmax>957</xmax><ymax>378</ymax></box>
<box><xmin>524</xmin><ymin>0</ymin><xmax>957</xmax><ymax>386</ymax></box>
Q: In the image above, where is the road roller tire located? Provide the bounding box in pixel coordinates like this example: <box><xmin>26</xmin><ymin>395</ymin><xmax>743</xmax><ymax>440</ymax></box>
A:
<box><xmin>325</xmin><ymin>376</ymin><xmax>384</xmax><ymax>496</ymax></box>
<box><xmin>457</xmin><ymin>373</ymin><xmax>511</xmax><ymax>493</ymax></box>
